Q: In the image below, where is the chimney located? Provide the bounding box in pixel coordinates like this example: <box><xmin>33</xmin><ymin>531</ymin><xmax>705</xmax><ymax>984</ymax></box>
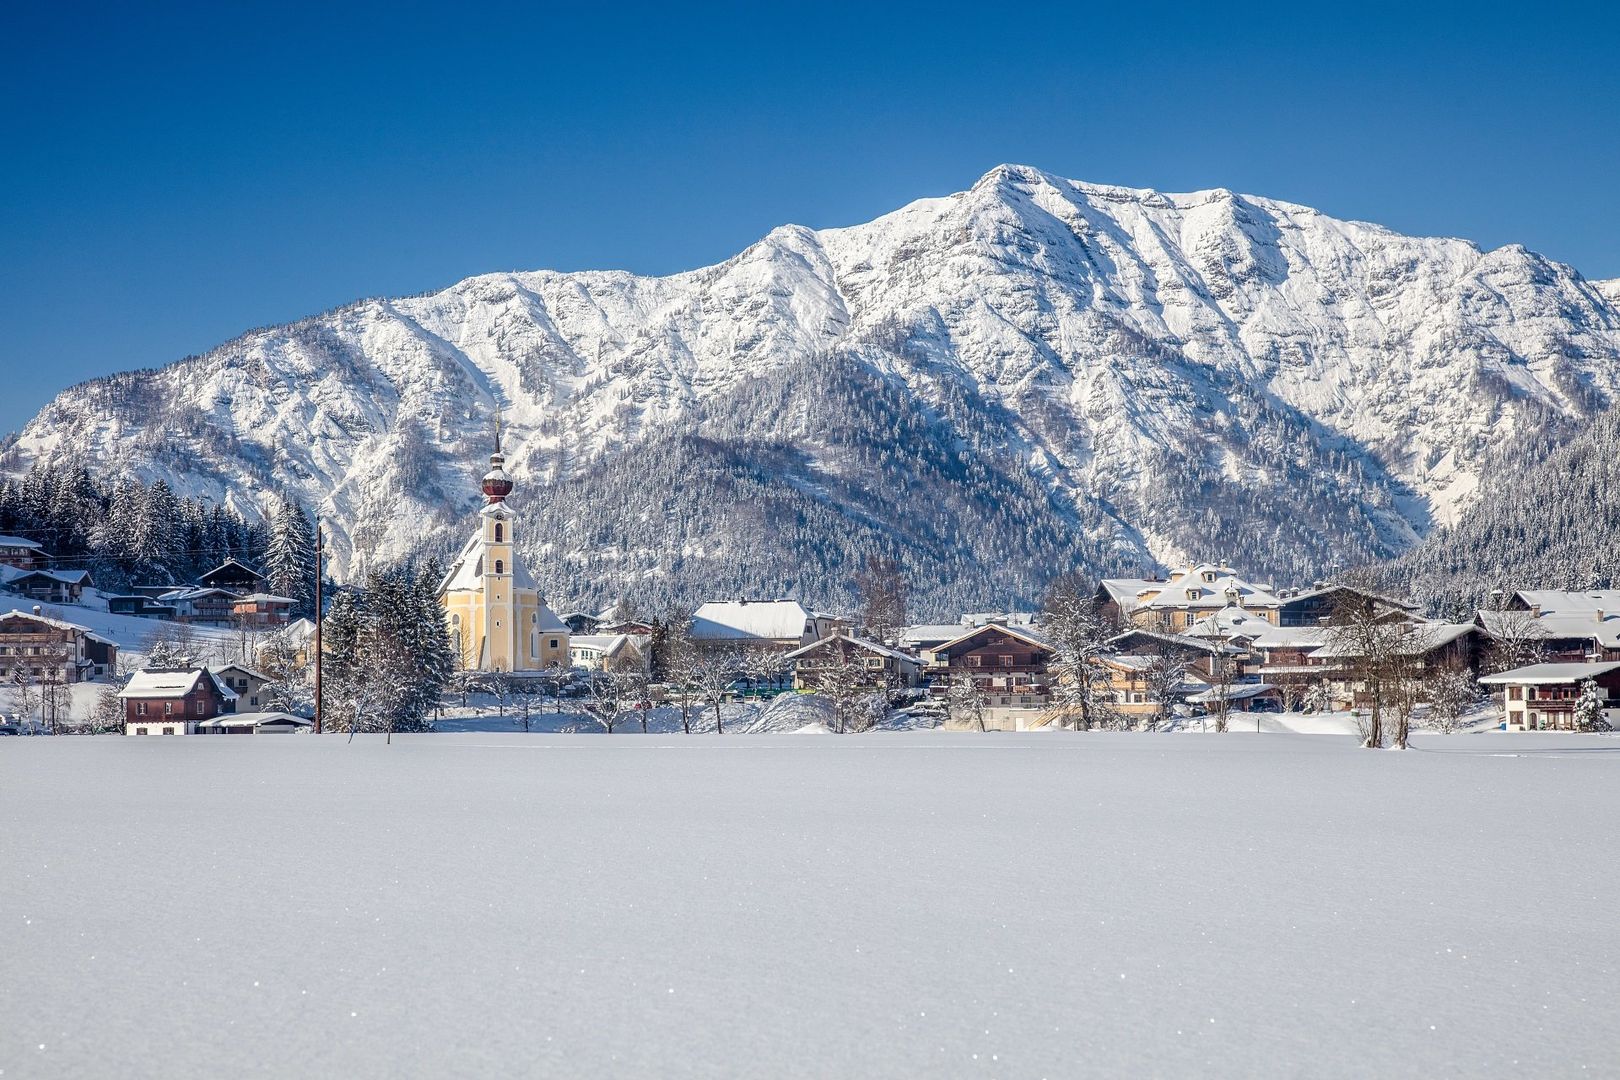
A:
<box><xmin>1531</xmin><ymin>604</ymin><xmax>1542</xmax><ymax>617</ymax></box>
<box><xmin>32</xmin><ymin>605</ymin><xmax>41</xmax><ymax>616</ymax></box>
<box><xmin>1598</xmin><ymin>609</ymin><xmax>1607</xmax><ymax>623</ymax></box>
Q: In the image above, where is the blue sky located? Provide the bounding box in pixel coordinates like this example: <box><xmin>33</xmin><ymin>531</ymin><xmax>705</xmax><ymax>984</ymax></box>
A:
<box><xmin>3</xmin><ymin>1</ymin><xmax>1617</xmax><ymax>435</ymax></box>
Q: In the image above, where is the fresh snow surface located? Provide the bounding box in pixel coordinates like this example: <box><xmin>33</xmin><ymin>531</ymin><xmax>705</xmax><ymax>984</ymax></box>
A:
<box><xmin>3</xmin><ymin>733</ymin><xmax>1618</xmax><ymax>1078</ymax></box>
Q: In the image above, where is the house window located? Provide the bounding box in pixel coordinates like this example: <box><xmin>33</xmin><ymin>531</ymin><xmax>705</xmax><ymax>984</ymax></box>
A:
<box><xmin>135</xmin><ymin>727</ymin><xmax>148</xmax><ymax>735</ymax></box>
<box><xmin>162</xmin><ymin>727</ymin><xmax>173</xmax><ymax>735</ymax></box>
<box><xmin>999</xmin><ymin>655</ymin><xmax>1013</xmax><ymax>668</ymax></box>
<box><xmin>494</xmin><ymin>523</ymin><xmax>503</xmax><ymax>542</ymax></box>
<box><xmin>966</xmin><ymin>656</ymin><xmax>982</xmax><ymax>668</ymax></box>
<box><xmin>137</xmin><ymin>702</ymin><xmax>148</xmax><ymax>717</ymax></box>
<box><xmin>195</xmin><ymin>699</ymin><xmax>205</xmax><ymax>715</ymax></box>
<box><xmin>549</xmin><ymin>638</ymin><xmax>559</xmax><ymax>649</ymax></box>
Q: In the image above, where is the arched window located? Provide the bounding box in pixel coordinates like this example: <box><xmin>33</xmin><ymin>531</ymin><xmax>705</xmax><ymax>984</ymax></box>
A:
<box><xmin>494</xmin><ymin>523</ymin><xmax>503</xmax><ymax>542</ymax></box>
<box><xmin>451</xmin><ymin>613</ymin><xmax>460</xmax><ymax>625</ymax></box>
<box><xmin>494</xmin><ymin>559</ymin><xmax>504</xmax><ymax>575</ymax></box>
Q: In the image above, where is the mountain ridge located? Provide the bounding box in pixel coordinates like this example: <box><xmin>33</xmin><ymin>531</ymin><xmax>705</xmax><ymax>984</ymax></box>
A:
<box><xmin>6</xmin><ymin>164</ymin><xmax>1619</xmax><ymax>615</ymax></box>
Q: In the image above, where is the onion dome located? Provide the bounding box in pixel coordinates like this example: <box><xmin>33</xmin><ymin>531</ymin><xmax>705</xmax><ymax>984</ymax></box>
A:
<box><xmin>481</xmin><ymin>451</ymin><xmax>514</xmax><ymax>502</ymax></box>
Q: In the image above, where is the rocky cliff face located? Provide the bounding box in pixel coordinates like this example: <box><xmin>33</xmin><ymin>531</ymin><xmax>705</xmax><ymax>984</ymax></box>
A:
<box><xmin>8</xmin><ymin>165</ymin><xmax>1619</xmax><ymax>614</ymax></box>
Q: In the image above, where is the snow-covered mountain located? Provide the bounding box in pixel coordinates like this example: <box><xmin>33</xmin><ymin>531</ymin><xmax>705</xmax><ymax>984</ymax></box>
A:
<box><xmin>7</xmin><ymin>164</ymin><xmax>1620</xmax><ymax>614</ymax></box>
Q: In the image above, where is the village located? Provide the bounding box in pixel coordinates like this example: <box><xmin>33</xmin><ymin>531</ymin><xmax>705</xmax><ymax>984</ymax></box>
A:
<box><xmin>2</xmin><ymin>441</ymin><xmax>1616</xmax><ymax>742</ymax></box>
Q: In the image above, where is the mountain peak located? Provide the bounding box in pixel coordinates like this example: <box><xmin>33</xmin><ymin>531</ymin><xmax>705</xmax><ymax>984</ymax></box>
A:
<box><xmin>8</xmin><ymin>168</ymin><xmax>1620</xmax><ymax>612</ymax></box>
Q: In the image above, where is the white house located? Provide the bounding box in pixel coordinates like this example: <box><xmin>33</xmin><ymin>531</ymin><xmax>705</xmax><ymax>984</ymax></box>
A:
<box><xmin>1478</xmin><ymin>662</ymin><xmax>1620</xmax><ymax>731</ymax></box>
<box><xmin>568</xmin><ymin>633</ymin><xmax>649</xmax><ymax>674</ymax></box>
<box><xmin>689</xmin><ymin>600</ymin><xmax>837</xmax><ymax>652</ymax></box>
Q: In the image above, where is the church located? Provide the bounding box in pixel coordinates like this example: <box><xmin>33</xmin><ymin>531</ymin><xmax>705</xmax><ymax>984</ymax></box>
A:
<box><xmin>438</xmin><ymin>436</ymin><xmax>570</xmax><ymax>673</ymax></box>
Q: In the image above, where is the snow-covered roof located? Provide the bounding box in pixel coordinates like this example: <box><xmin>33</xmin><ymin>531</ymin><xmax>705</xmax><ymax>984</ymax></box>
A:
<box><xmin>899</xmin><ymin>624</ymin><xmax>973</xmax><ymax>646</ymax></box>
<box><xmin>1310</xmin><ymin>622</ymin><xmax>1477</xmax><ymax>659</ymax></box>
<box><xmin>232</xmin><ymin>593</ymin><xmax>296</xmax><ymax>605</ymax></box>
<box><xmin>438</xmin><ymin>526</ymin><xmax>541</xmax><ymax>594</ymax></box>
<box><xmin>1483</xmin><ymin>593</ymin><xmax>1620</xmax><ymax>649</ymax></box>
<box><xmin>1106</xmin><ymin>628</ymin><xmax>1229</xmax><ymax>655</ymax></box>
<box><xmin>196</xmin><ymin>711</ymin><xmax>311</xmax><ymax>729</ymax></box>
<box><xmin>214</xmin><ymin>663</ymin><xmax>269</xmax><ymax>681</ymax></box>
<box><xmin>0</xmin><ymin>609</ymin><xmax>95</xmax><ymax>636</ymax></box>
<box><xmin>1182</xmin><ymin>605</ymin><xmax>1271</xmax><ymax>640</ymax></box>
<box><xmin>933</xmin><ymin>621</ymin><xmax>1053</xmax><ymax>654</ymax></box>
<box><xmin>0</xmin><ymin>535</ymin><xmax>44</xmax><ymax>549</ymax></box>
<box><xmin>960</xmin><ymin>611</ymin><xmax>1037</xmax><ymax>628</ymax></box>
<box><xmin>158</xmin><ymin>587</ymin><xmax>239</xmax><ymax>602</ymax></box>
<box><xmin>570</xmin><ymin>634</ymin><xmax>634</xmax><ymax>657</ymax></box>
<box><xmin>1478</xmin><ymin>662</ymin><xmax>1620</xmax><ymax>685</ymax></box>
<box><xmin>690</xmin><ymin>600</ymin><xmax>817</xmax><ymax>642</ymax></box>
<box><xmin>263</xmin><ymin>617</ymin><xmax>316</xmax><ymax>646</ymax></box>
<box><xmin>1187</xmin><ymin>682</ymin><xmax>1278</xmax><ymax>704</ymax></box>
<box><xmin>784</xmin><ymin>632</ymin><xmax>919</xmax><ymax>665</ymax></box>
<box><xmin>0</xmin><ymin>567</ymin><xmax>91</xmax><ymax>586</ymax></box>
<box><xmin>1248</xmin><ymin>625</ymin><xmax>1329</xmax><ymax>650</ymax></box>
<box><xmin>1141</xmin><ymin>564</ymin><xmax>1281</xmax><ymax>610</ymax></box>
<box><xmin>1097</xmin><ymin>578</ymin><xmax>1165</xmax><ymax>609</ymax></box>
<box><xmin>119</xmin><ymin>668</ymin><xmax>238</xmax><ymax>701</ymax></box>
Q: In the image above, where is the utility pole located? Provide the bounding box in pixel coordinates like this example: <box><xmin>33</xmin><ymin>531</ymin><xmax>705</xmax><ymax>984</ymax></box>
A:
<box><xmin>314</xmin><ymin>521</ymin><xmax>324</xmax><ymax>735</ymax></box>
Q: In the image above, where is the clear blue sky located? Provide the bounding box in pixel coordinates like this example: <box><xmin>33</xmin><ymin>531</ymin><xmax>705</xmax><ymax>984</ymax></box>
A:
<box><xmin>3</xmin><ymin>1</ymin><xmax>1617</xmax><ymax>435</ymax></box>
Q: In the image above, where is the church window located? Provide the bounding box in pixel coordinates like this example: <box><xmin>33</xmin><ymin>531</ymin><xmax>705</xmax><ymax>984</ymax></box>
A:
<box><xmin>531</xmin><ymin>632</ymin><xmax>538</xmax><ymax>658</ymax></box>
<box><xmin>495</xmin><ymin>560</ymin><xmax>504</xmax><ymax>575</ymax></box>
<box><xmin>549</xmin><ymin>638</ymin><xmax>559</xmax><ymax>649</ymax></box>
<box><xmin>494</xmin><ymin>523</ymin><xmax>503</xmax><ymax>542</ymax></box>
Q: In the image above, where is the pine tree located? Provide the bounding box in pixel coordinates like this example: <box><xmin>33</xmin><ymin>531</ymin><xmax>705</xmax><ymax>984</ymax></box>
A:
<box><xmin>1574</xmin><ymin>678</ymin><xmax>1606</xmax><ymax>732</ymax></box>
<box><xmin>265</xmin><ymin>493</ymin><xmax>316</xmax><ymax>617</ymax></box>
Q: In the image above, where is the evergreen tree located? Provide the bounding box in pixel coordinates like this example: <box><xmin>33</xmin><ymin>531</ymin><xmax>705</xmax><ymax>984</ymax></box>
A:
<box><xmin>265</xmin><ymin>493</ymin><xmax>316</xmax><ymax>616</ymax></box>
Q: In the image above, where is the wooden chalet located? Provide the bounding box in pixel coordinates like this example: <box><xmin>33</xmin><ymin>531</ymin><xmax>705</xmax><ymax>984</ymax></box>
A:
<box><xmin>198</xmin><ymin>558</ymin><xmax>267</xmax><ymax>593</ymax></box>
<box><xmin>785</xmin><ymin>633</ymin><xmax>922</xmax><ymax>690</ymax></box>
<box><xmin>0</xmin><ymin>609</ymin><xmax>119</xmax><ymax>683</ymax></box>
<box><xmin>928</xmin><ymin>622</ymin><xmax>1054</xmax><ymax>711</ymax></box>
<box><xmin>0</xmin><ymin>534</ymin><xmax>47</xmax><ymax>570</ymax></box>
<box><xmin>0</xmin><ymin>567</ymin><xmax>93</xmax><ymax>604</ymax></box>
<box><xmin>120</xmin><ymin>667</ymin><xmax>237</xmax><ymax>735</ymax></box>
<box><xmin>1479</xmin><ymin>662</ymin><xmax>1620</xmax><ymax>732</ymax></box>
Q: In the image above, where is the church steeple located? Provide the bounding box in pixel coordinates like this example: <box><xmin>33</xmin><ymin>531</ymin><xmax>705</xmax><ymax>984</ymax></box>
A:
<box><xmin>481</xmin><ymin>408</ymin><xmax>514</xmax><ymax>503</ymax></box>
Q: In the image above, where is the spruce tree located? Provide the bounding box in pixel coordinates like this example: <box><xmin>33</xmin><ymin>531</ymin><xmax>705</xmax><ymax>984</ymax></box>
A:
<box><xmin>266</xmin><ymin>493</ymin><xmax>316</xmax><ymax>616</ymax></box>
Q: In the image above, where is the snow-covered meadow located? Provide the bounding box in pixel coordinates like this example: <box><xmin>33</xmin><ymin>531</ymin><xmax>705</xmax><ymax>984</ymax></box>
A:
<box><xmin>3</xmin><ymin>732</ymin><xmax>1617</xmax><ymax>1078</ymax></box>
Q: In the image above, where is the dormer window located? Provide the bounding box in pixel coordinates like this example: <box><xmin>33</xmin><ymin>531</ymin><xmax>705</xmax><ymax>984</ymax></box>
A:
<box><xmin>1203</xmin><ymin>572</ymin><xmax>1216</xmax><ymax>583</ymax></box>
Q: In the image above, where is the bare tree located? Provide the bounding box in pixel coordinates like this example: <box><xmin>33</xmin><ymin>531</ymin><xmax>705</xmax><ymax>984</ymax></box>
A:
<box><xmin>813</xmin><ymin>638</ymin><xmax>882</xmax><ymax>734</ymax></box>
<box><xmin>1425</xmin><ymin>665</ymin><xmax>1477</xmax><ymax>735</ymax></box>
<box><xmin>947</xmin><ymin>671</ymin><xmax>986</xmax><ymax>731</ymax></box>
<box><xmin>1482</xmin><ymin>610</ymin><xmax>1548</xmax><ymax>674</ymax></box>
<box><xmin>259</xmin><ymin>633</ymin><xmax>312</xmax><ymax>715</ymax></box>
<box><xmin>694</xmin><ymin>650</ymin><xmax>741</xmax><ymax>735</ymax></box>
<box><xmin>1040</xmin><ymin>573</ymin><xmax>1115</xmax><ymax>731</ymax></box>
<box><xmin>741</xmin><ymin>646</ymin><xmax>786</xmax><ymax>698</ymax></box>
<box><xmin>1202</xmin><ymin>633</ymin><xmax>1238</xmax><ymax>734</ymax></box>
<box><xmin>1325</xmin><ymin>597</ymin><xmax>1432</xmax><ymax>749</ymax></box>
<box><xmin>661</xmin><ymin>630</ymin><xmax>706</xmax><ymax>734</ymax></box>
<box><xmin>9</xmin><ymin>668</ymin><xmax>35</xmax><ymax>727</ymax></box>
<box><xmin>510</xmin><ymin>679</ymin><xmax>543</xmax><ymax>732</ymax></box>
<box><xmin>584</xmin><ymin>669</ymin><xmax>627</xmax><ymax>734</ymax></box>
<box><xmin>853</xmin><ymin>555</ymin><xmax>908</xmax><ymax>646</ymax></box>
<box><xmin>1141</xmin><ymin>649</ymin><xmax>1187</xmax><ymax>731</ymax></box>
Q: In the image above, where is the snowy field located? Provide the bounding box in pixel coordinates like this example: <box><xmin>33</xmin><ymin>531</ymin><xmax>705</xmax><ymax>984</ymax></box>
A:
<box><xmin>3</xmin><ymin>733</ymin><xmax>1617</xmax><ymax>1078</ymax></box>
